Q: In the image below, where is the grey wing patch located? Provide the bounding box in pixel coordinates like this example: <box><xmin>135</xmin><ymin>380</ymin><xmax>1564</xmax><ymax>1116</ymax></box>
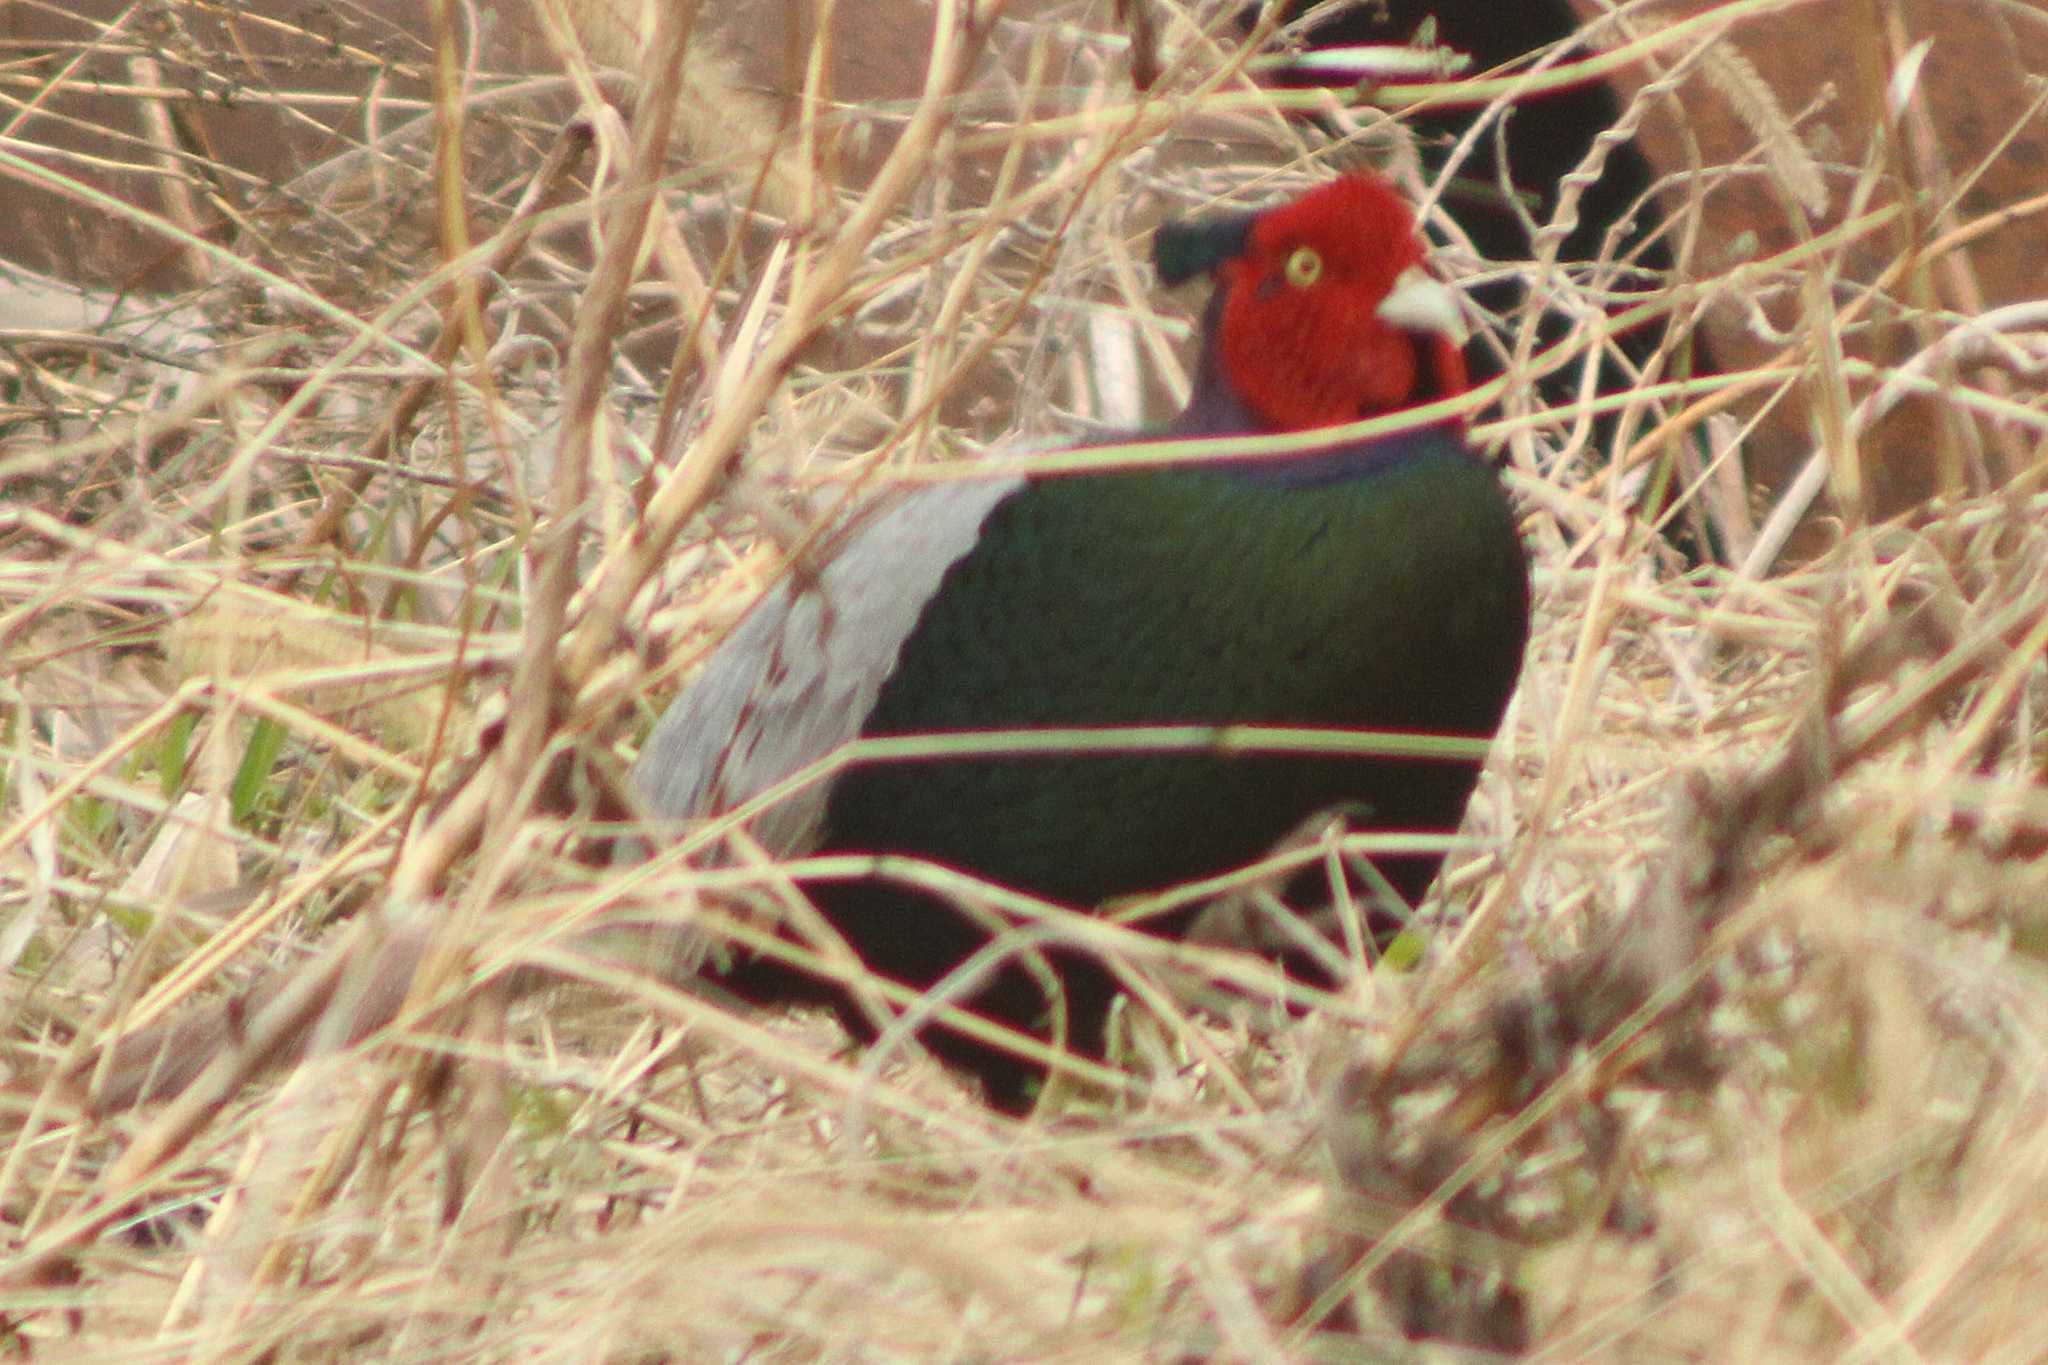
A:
<box><xmin>631</xmin><ymin>474</ymin><xmax>1021</xmax><ymax>856</ymax></box>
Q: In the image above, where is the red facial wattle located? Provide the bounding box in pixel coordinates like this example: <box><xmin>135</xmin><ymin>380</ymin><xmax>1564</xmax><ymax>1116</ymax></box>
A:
<box><xmin>1426</xmin><ymin>331</ymin><xmax>1470</xmax><ymax>397</ymax></box>
<box><xmin>1213</xmin><ymin>176</ymin><xmax>1467</xmax><ymax>432</ymax></box>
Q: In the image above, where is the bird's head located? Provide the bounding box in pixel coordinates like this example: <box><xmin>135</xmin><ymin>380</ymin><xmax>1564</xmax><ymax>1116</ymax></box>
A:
<box><xmin>1154</xmin><ymin>174</ymin><xmax>1469</xmax><ymax>432</ymax></box>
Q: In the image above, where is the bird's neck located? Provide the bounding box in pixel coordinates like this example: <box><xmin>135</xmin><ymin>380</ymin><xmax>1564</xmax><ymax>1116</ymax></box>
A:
<box><xmin>1166</xmin><ymin>293</ymin><xmax>1471</xmax><ymax>487</ymax></box>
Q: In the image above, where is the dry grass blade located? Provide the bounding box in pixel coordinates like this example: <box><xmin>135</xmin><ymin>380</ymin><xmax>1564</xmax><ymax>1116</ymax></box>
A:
<box><xmin>2</xmin><ymin>0</ymin><xmax>2047</xmax><ymax>1359</ymax></box>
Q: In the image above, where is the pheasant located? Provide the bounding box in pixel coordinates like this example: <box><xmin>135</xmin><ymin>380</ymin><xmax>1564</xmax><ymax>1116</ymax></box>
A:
<box><xmin>632</xmin><ymin>172</ymin><xmax>1531</xmax><ymax>1110</ymax></box>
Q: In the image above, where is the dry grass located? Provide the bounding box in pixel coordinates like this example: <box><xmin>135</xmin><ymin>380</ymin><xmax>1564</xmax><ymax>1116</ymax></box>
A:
<box><xmin>4</xmin><ymin>0</ymin><xmax>2048</xmax><ymax>1359</ymax></box>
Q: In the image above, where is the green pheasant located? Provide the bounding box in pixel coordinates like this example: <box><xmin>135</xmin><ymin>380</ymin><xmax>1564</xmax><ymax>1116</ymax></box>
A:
<box><xmin>633</xmin><ymin>172</ymin><xmax>1531</xmax><ymax>1109</ymax></box>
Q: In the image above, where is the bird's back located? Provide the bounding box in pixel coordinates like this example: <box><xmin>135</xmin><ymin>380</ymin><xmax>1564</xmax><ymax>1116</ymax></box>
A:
<box><xmin>820</xmin><ymin>425</ymin><xmax>1528</xmax><ymax>917</ymax></box>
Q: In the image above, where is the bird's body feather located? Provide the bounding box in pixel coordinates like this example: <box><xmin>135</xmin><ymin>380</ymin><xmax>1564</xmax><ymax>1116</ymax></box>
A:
<box><xmin>828</xmin><ymin>430</ymin><xmax>1524</xmax><ymax>911</ymax></box>
<box><xmin>634</xmin><ymin>477</ymin><xmax>1021</xmax><ymax>857</ymax></box>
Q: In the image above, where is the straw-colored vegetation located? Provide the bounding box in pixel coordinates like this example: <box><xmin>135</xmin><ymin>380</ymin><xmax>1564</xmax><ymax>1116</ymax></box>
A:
<box><xmin>3</xmin><ymin>0</ymin><xmax>2046</xmax><ymax>1358</ymax></box>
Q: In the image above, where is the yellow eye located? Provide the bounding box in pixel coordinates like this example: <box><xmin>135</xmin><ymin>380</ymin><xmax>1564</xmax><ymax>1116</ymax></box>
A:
<box><xmin>1284</xmin><ymin>246</ymin><xmax>1323</xmax><ymax>288</ymax></box>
